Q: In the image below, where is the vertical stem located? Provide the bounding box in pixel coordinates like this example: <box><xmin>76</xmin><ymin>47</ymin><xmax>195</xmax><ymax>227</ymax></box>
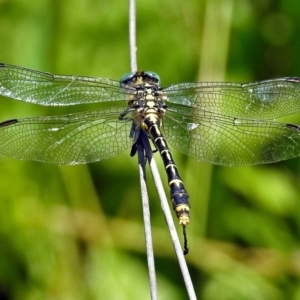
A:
<box><xmin>128</xmin><ymin>1</ymin><xmax>157</xmax><ymax>299</ymax></box>
<box><xmin>129</xmin><ymin>0</ymin><xmax>137</xmax><ymax>72</ymax></box>
<box><xmin>137</xmin><ymin>132</ymin><xmax>157</xmax><ymax>300</ymax></box>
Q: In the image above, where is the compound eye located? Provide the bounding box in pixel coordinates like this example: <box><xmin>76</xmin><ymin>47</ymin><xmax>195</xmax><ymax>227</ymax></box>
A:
<box><xmin>120</xmin><ymin>72</ymin><xmax>135</xmax><ymax>84</ymax></box>
<box><xmin>144</xmin><ymin>71</ymin><xmax>160</xmax><ymax>84</ymax></box>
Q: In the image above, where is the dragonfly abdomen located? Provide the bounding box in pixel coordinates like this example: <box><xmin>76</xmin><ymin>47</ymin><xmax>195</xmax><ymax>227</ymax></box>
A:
<box><xmin>143</xmin><ymin>113</ymin><xmax>190</xmax><ymax>225</ymax></box>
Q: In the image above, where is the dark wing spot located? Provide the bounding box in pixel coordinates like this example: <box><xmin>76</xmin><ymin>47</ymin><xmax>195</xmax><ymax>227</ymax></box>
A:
<box><xmin>0</xmin><ymin>119</ymin><xmax>19</xmax><ymax>127</ymax></box>
<box><xmin>287</xmin><ymin>123</ymin><xmax>300</xmax><ymax>131</ymax></box>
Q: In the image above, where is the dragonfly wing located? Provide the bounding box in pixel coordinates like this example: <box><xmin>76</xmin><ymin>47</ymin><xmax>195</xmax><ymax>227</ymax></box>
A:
<box><xmin>0</xmin><ymin>63</ymin><xmax>133</xmax><ymax>106</ymax></box>
<box><xmin>164</xmin><ymin>107</ymin><xmax>300</xmax><ymax>166</ymax></box>
<box><xmin>164</xmin><ymin>77</ymin><xmax>300</xmax><ymax>120</ymax></box>
<box><xmin>0</xmin><ymin>107</ymin><xmax>133</xmax><ymax>164</ymax></box>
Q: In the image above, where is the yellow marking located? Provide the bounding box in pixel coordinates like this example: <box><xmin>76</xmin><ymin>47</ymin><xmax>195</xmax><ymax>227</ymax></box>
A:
<box><xmin>166</xmin><ymin>164</ymin><xmax>176</xmax><ymax>169</ymax></box>
<box><xmin>143</xmin><ymin>116</ymin><xmax>160</xmax><ymax>131</ymax></box>
<box><xmin>175</xmin><ymin>205</ymin><xmax>190</xmax><ymax>225</ymax></box>
<box><xmin>169</xmin><ymin>179</ymin><xmax>183</xmax><ymax>186</ymax></box>
<box><xmin>144</xmin><ymin>83</ymin><xmax>154</xmax><ymax>88</ymax></box>
<box><xmin>146</xmin><ymin>109</ymin><xmax>157</xmax><ymax>115</ymax></box>
<box><xmin>161</xmin><ymin>149</ymin><xmax>170</xmax><ymax>155</ymax></box>
<box><xmin>141</xmin><ymin>123</ymin><xmax>148</xmax><ymax>130</ymax></box>
<box><xmin>161</xmin><ymin>140</ymin><xmax>166</xmax><ymax>147</ymax></box>
<box><xmin>146</xmin><ymin>96</ymin><xmax>155</xmax><ymax>102</ymax></box>
<box><xmin>154</xmin><ymin>137</ymin><xmax>166</xmax><ymax>148</ymax></box>
<box><xmin>146</xmin><ymin>114</ymin><xmax>159</xmax><ymax>123</ymax></box>
<box><xmin>164</xmin><ymin>152</ymin><xmax>172</xmax><ymax>161</ymax></box>
<box><xmin>179</xmin><ymin>214</ymin><xmax>190</xmax><ymax>225</ymax></box>
<box><xmin>135</xmin><ymin>77</ymin><xmax>144</xmax><ymax>85</ymax></box>
<box><xmin>175</xmin><ymin>204</ymin><xmax>190</xmax><ymax>212</ymax></box>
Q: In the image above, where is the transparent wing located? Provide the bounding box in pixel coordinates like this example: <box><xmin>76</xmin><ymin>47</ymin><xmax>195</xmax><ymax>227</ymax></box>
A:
<box><xmin>164</xmin><ymin>78</ymin><xmax>300</xmax><ymax>120</ymax></box>
<box><xmin>163</xmin><ymin>106</ymin><xmax>300</xmax><ymax>166</ymax></box>
<box><xmin>0</xmin><ymin>107</ymin><xmax>133</xmax><ymax>164</ymax></box>
<box><xmin>0</xmin><ymin>63</ymin><xmax>132</xmax><ymax>106</ymax></box>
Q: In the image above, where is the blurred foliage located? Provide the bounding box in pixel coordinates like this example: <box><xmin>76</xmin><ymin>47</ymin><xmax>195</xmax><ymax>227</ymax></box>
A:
<box><xmin>1</xmin><ymin>0</ymin><xmax>300</xmax><ymax>299</ymax></box>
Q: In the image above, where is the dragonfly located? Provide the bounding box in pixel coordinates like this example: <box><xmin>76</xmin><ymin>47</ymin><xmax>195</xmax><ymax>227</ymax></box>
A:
<box><xmin>1</xmin><ymin>63</ymin><xmax>300</xmax><ymax>227</ymax></box>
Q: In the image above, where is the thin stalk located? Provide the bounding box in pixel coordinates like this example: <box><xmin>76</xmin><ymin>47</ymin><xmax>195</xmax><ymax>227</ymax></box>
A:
<box><xmin>137</xmin><ymin>133</ymin><xmax>157</xmax><ymax>300</ymax></box>
<box><xmin>129</xmin><ymin>1</ymin><xmax>157</xmax><ymax>299</ymax></box>
<box><xmin>129</xmin><ymin>0</ymin><xmax>137</xmax><ymax>72</ymax></box>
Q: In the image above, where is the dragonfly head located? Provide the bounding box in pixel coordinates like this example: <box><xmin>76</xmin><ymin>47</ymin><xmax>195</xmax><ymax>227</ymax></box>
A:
<box><xmin>120</xmin><ymin>71</ymin><xmax>161</xmax><ymax>88</ymax></box>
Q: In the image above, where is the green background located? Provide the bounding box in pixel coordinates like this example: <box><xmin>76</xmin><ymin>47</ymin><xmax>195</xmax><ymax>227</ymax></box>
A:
<box><xmin>1</xmin><ymin>0</ymin><xmax>300</xmax><ymax>299</ymax></box>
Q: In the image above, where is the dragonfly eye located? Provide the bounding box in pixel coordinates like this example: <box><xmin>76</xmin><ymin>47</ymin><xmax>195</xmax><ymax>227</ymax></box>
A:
<box><xmin>120</xmin><ymin>72</ymin><xmax>136</xmax><ymax>84</ymax></box>
<box><xmin>144</xmin><ymin>71</ymin><xmax>160</xmax><ymax>84</ymax></box>
<box><xmin>120</xmin><ymin>71</ymin><xmax>160</xmax><ymax>89</ymax></box>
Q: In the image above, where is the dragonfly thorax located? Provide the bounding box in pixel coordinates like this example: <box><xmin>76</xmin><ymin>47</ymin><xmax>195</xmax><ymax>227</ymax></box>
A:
<box><xmin>128</xmin><ymin>85</ymin><xmax>166</xmax><ymax>129</ymax></box>
<box><xmin>121</xmin><ymin>71</ymin><xmax>166</xmax><ymax>120</ymax></box>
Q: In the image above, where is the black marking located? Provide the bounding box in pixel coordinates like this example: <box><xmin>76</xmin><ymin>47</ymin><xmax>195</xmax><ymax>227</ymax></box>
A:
<box><xmin>183</xmin><ymin>225</ymin><xmax>189</xmax><ymax>255</ymax></box>
<box><xmin>130</xmin><ymin>142</ymin><xmax>138</xmax><ymax>157</ymax></box>
<box><xmin>166</xmin><ymin>163</ymin><xmax>177</xmax><ymax>171</ymax></box>
<box><xmin>0</xmin><ymin>63</ymin><xmax>5</xmax><ymax>67</ymax></box>
<box><xmin>287</xmin><ymin>123</ymin><xmax>300</xmax><ymax>131</ymax></box>
<box><xmin>286</xmin><ymin>77</ymin><xmax>300</xmax><ymax>83</ymax></box>
<box><xmin>0</xmin><ymin>119</ymin><xmax>18</xmax><ymax>127</ymax></box>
